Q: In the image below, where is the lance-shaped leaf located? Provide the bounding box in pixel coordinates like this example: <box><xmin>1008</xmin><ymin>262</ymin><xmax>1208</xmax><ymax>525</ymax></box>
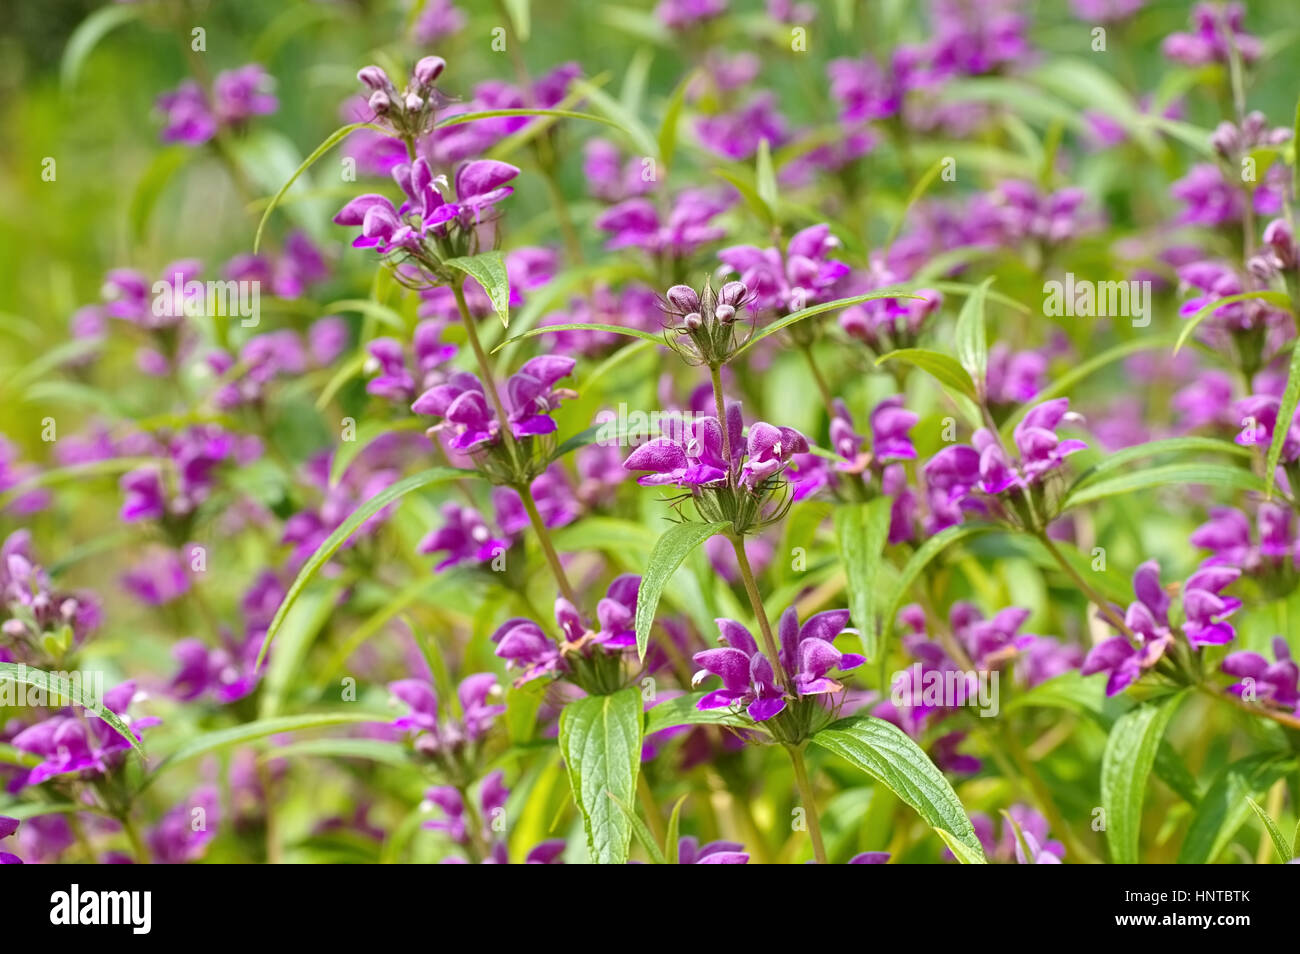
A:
<box><xmin>1100</xmin><ymin>690</ymin><xmax>1187</xmax><ymax>864</ymax></box>
<box><xmin>0</xmin><ymin>663</ymin><xmax>143</xmax><ymax>755</ymax></box>
<box><xmin>1178</xmin><ymin>751</ymin><xmax>1296</xmax><ymax>864</ymax></box>
<box><xmin>953</xmin><ymin>277</ymin><xmax>993</xmax><ymax>395</ymax></box>
<box><xmin>736</xmin><ymin>290</ymin><xmax>924</xmax><ymax>357</ymax></box>
<box><xmin>254</xmin><ymin>120</ymin><xmax>383</xmax><ymax>253</ymax></box>
<box><xmin>444</xmin><ymin>252</ymin><xmax>512</xmax><ymax>328</ymax></box>
<box><xmin>558</xmin><ymin>687</ymin><xmax>643</xmax><ymax>864</ymax></box>
<box><xmin>875</xmin><ymin>348</ymin><xmax>979</xmax><ymax>401</ymax></box>
<box><xmin>812</xmin><ymin>715</ymin><xmax>986</xmax><ymax>862</ymax></box>
<box><xmin>1062</xmin><ymin>463</ymin><xmax>1267</xmax><ymax>510</ymax></box>
<box><xmin>833</xmin><ymin>498</ymin><xmax>894</xmax><ymax>662</ymax></box>
<box><xmin>256</xmin><ymin>467</ymin><xmax>470</xmax><ymax>667</ymax></box>
<box><xmin>635</xmin><ymin>521</ymin><xmax>730</xmax><ymax>660</ymax></box>
<box><xmin>1246</xmin><ymin>796</ymin><xmax>1293</xmax><ymax>862</ymax></box>
<box><xmin>1266</xmin><ymin>334</ymin><xmax>1300</xmax><ymax>497</ymax></box>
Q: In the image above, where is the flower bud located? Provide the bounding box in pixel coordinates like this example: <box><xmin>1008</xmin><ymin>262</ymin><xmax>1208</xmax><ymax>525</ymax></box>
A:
<box><xmin>718</xmin><ymin>280</ymin><xmax>749</xmax><ymax>306</ymax></box>
<box><xmin>368</xmin><ymin>90</ymin><xmax>391</xmax><ymax>114</ymax></box>
<box><xmin>1210</xmin><ymin>121</ymin><xmax>1239</xmax><ymax>159</ymax></box>
<box><xmin>413</xmin><ymin>56</ymin><xmax>446</xmax><ymax>87</ymax></box>
<box><xmin>1247</xmin><ymin>254</ymin><xmax>1276</xmax><ymax>282</ymax></box>
<box><xmin>715</xmin><ymin>304</ymin><xmax>736</xmax><ymax>323</ymax></box>
<box><xmin>404</xmin><ymin>91</ymin><xmax>424</xmax><ymax>111</ymax></box>
<box><xmin>666</xmin><ymin>284</ymin><xmax>701</xmax><ymax>314</ymax></box>
<box><xmin>357</xmin><ymin>65</ymin><xmax>393</xmax><ymax>92</ymax></box>
<box><xmin>684</xmin><ymin>312</ymin><xmax>703</xmax><ymax>331</ymax></box>
<box><xmin>1263</xmin><ymin>218</ymin><xmax>1298</xmax><ymax>269</ymax></box>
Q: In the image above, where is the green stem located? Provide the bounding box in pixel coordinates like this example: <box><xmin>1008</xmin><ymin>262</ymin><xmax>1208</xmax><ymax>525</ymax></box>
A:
<box><xmin>518</xmin><ymin>478</ymin><xmax>577</xmax><ymax>603</ymax></box>
<box><xmin>120</xmin><ymin>812</ymin><xmax>149</xmax><ymax>864</ymax></box>
<box><xmin>636</xmin><ymin>773</ymin><xmax>667</xmax><ymax>849</ymax></box>
<box><xmin>1038</xmin><ymin>533</ymin><xmax>1133</xmax><ymax>639</ymax></box>
<box><xmin>729</xmin><ymin>533</ymin><xmax>792</xmax><ymax>692</ymax></box>
<box><xmin>787</xmin><ymin>744</ymin><xmax>828</xmax><ymax>864</ymax></box>
<box><xmin>709</xmin><ymin>363</ymin><xmax>732</xmax><ymax>479</ymax></box>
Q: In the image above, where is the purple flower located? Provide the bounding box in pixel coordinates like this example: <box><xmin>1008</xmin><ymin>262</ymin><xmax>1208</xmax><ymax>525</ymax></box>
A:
<box><xmin>693</xmin><ymin>607</ymin><xmax>861</xmax><ymax>721</ymax></box>
<box><xmin>718</xmin><ymin>225</ymin><xmax>850</xmax><ymax>313</ymax></box>
<box><xmin>10</xmin><ymin>682</ymin><xmax>159</xmax><ymax>789</ymax></box>
<box><xmin>412</xmin><ymin>0</ymin><xmax>467</xmax><ymax>42</ymax></box>
<box><xmin>1191</xmin><ymin>503</ymin><xmax>1298</xmax><ymax>572</ymax></box>
<box><xmin>0</xmin><ymin>816</ymin><xmax>20</xmax><ymax>864</ymax></box>
<box><xmin>419</xmin><ymin>503</ymin><xmax>508</xmax><ymax>571</ymax></box>
<box><xmin>1162</xmin><ymin>2</ymin><xmax>1260</xmax><ymax>66</ymax></box>
<box><xmin>624</xmin><ymin>416</ymin><xmax>732</xmax><ymax>487</ymax></box>
<box><xmin>1082</xmin><ymin>561</ymin><xmax>1174</xmax><ymax>695</ymax></box>
<box><xmin>122</xmin><ymin>547</ymin><xmax>191</xmax><ymax>606</ymax></box>
<box><xmin>156</xmin><ymin>81</ymin><xmax>217</xmax><ymax>145</ymax></box>
<box><xmin>951</xmin><ymin>602</ymin><xmax>1038</xmax><ymax>670</ymax></box>
<box><xmin>212</xmin><ymin>65</ymin><xmax>278</xmax><ymax>125</ymax></box>
<box><xmin>389</xmin><ymin>673</ymin><xmax>505</xmax><ymax>755</ymax></box>
<box><xmin>694</xmin><ymin>94</ymin><xmax>788</xmax><ymax>160</ymax></box>
<box><xmin>492</xmin><ymin>617</ymin><xmax>563</xmax><ymax>685</ymax></box>
<box><xmin>1182</xmin><ymin>566</ymin><xmax>1242</xmax><ymax>648</ymax></box>
<box><xmin>148</xmin><ymin>787</ymin><xmax>220</xmax><ymax>864</ymax></box>
<box><xmin>1222</xmin><ymin>638</ymin><xmax>1299</xmax><ymax>709</ymax></box>
<box><xmin>656</xmin><ymin>0</ymin><xmax>727</xmax><ymax>30</ymax></box>
<box><xmin>595</xmin><ymin>189</ymin><xmax>730</xmax><ymax>257</ymax></box>
<box><xmin>676</xmin><ymin>836</ymin><xmax>749</xmax><ymax>863</ymax></box>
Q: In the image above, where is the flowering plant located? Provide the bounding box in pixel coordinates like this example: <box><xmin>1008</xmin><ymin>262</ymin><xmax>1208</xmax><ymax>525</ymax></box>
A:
<box><xmin>4</xmin><ymin>0</ymin><xmax>1300</xmax><ymax>875</ymax></box>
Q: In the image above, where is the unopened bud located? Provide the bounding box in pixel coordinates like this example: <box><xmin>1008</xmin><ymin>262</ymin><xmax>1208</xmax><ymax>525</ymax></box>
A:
<box><xmin>666</xmin><ymin>284</ymin><xmax>701</xmax><ymax>314</ymax></box>
<box><xmin>1263</xmin><ymin>218</ymin><xmax>1297</xmax><ymax>269</ymax></box>
<box><xmin>684</xmin><ymin>312</ymin><xmax>703</xmax><ymax>331</ymax></box>
<box><xmin>1210</xmin><ymin>121</ymin><xmax>1239</xmax><ymax>159</ymax></box>
<box><xmin>368</xmin><ymin>90</ymin><xmax>391</xmax><ymax>114</ymax></box>
<box><xmin>715</xmin><ymin>304</ymin><xmax>736</xmax><ymax>323</ymax></box>
<box><xmin>358</xmin><ymin>65</ymin><xmax>393</xmax><ymax>92</ymax></box>
<box><xmin>718</xmin><ymin>281</ymin><xmax>748</xmax><ymax>306</ymax></box>
<box><xmin>413</xmin><ymin>56</ymin><xmax>446</xmax><ymax>87</ymax></box>
<box><xmin>404</xmin><ymin>91</ymin><xmax>424</xmax><ymax>111</ymax></box>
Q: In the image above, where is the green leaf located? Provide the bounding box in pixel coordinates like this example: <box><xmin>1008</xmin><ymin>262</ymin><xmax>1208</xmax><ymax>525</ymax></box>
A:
<box><xmin>444</xmin><ymin>252</ymin><xmax>512</xmax><ymax>328</ymax></box>
<box><xmin>434</xmin><ymin>107</ymin><xmax>614</xmax><ymax>130</ymax></box>
<box><xmin>736</xmin><ymin>290</ymin><xmax>925</xmax><ymax>357</ymax></box>
<box><xmin>664</xmin><ymin>794</ymin><xmax>687</xmax><ymax>863</ymax></box>
<box><xmin>607</xmin><ymin>792</ymin><xmax>666</xmax><ymax>863</ymax></box>
<box><xmin>635</xmin><ymin>522</ymin><xmax>730</xmax><ymax>660</ymax></box>
<box><xmin>0</xmin><ymin>663</ymin><xmax>143</xmax><ymax>754</ymax></box>
<box><xmin>502</xmin><ymin>0</ymin><xmax>531</xmax><ymax>41</ymax></box>
<box><xmin>812</xmin><ymin>716</ymin><xmax>986</xmax><ymax>861</ymax></box>
<box><xmin>1062</xmin><ymin>463</ymin><xmax>1267</xmax><ymax>510</ymax></box>
<box><xmin>933</xmin><ymin>827</ymin><xmax>986</xmax><ymax>864</ymax></box>
<box><xmin>330</xmin><ymin>418</ymin><xmax>428</xmax><ymax>486</ymax></box>
<box><xmin>558</xmin><ymin>688</ymin><xmax>643</xmax><ymax>864</ymax></box>
<box><xmin>128</xmin><ymin>147</ymin><xmax>192</xmax><ymax>245</ymax></box>
<box><xmin>491</xmin><ymin>321</ymin><xmax>663</xmax><ymax>354</ymax></box>
<box><xmin>755</xmin><ymin>138</ymin><xmax>779</xmax><ymax>212</ymax></box>
<box><xmin>874</xmin><ymin>348</ymin><xmax>979</xmax><ymax>401</ymax></box>
<box><xmin>1066</xmin><ymin>436</ymin><xmax>1251</xmax><ymax>493</ymax></box>
<box><xmin>144</xmin><ymin>712</ymin><xmax>387</xmax><ymax>790</ymax></box>
<box><xmin>1174</xmin><ymin>290</ymin><xmax>1290</xmax><ymax>355</ymax></box>
<box><xmin>322</xmin><ymin>298</ymin><xmax>405</xmax><ymax>332</ymax></box>
<box><xmin>644</xmin><ymin>692</ymin><xmax>753</xmax><ymax>735</ymax></box>
<box><xmin>267</xmin><ymin>738</ymin><xmax>411</xmax><ymax>766</ymax></box>
<box><xmin>953</xmin><ymin>278</ymin><xmax>993</xmax><ymax>395</ymax></box>
<box><xmin>1246</xmin><ymin>796</ymin><xmax>1293</xmax><ymax>862</ymax></box>
<box><xmin>258</xmin><ymin>578</ymin><xmax>350</xmax><ymax>719</ymax></box>
<box><xmin>711</xmin><ymin>166</ymin><xmax>776</xmax><ymax>226</ymax></box>
<box><xmin>569</xmin><ymin>81</ymin><xmax>658</xmax><ymax>159</ymax></box>
<box><xmin>254</xmin><ymin>121</ymin><xmax>379</xmax><ymax>253</ymax></box>
<box><xmin>61</xmin><ymin>3</ymin><xmax>143</xmax><ymax>89</ymax></box>
<box><xmin>1100</xmin><ymin>690</ymin><xmax>1187</xmax><ymax>864</ymax></box>
<box><xmin>657</xmin><ymin>69</ymin><xmax>694</xmax><ymax>169</ymax></box>
<box><xmin>256</xmin><ymin>467</ymin><xmax>470</xmax><ymax>667</ymax></box>
<box><xmin>881</xmin><ymin>524</ymin><xmax>996</xmax><ymax>643</ymax></box>
<box><xmin>833</xmin><ymin>499</ymin><xmax>894</xmax><ymax>662</ymax></box>
<box><xmin>1178</xmin><ymin>752</ymin><xmax>1296</xmax><ymax>864</ymax></box>
<box><xmin>884</xmin><ymin>157</ymin><xmax>949</xmax><ymax>249</ymax></box>
<box><xmin>1266</xmin><ymin>334</ymin><xmax>1300</xmax><ymax>497</ymax></box>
